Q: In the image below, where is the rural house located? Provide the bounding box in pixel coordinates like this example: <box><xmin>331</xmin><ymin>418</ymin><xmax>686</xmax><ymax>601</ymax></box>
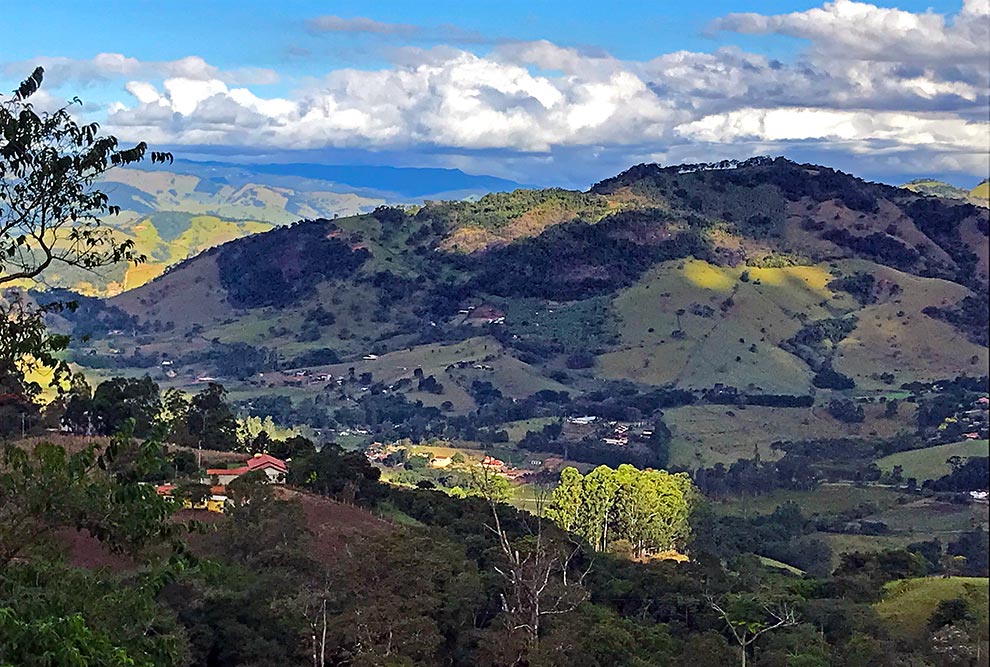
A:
<box><xmin>206</xmin><ymin>453</ymin><xmax>288</xmax><ymax>485</ymax></box>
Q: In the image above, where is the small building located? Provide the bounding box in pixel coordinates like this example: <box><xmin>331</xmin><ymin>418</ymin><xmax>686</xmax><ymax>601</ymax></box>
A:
<box><xmin>429</xmin><ymin>456</ymin><xmax>453</xmax><ymax>469</ymax></box>
<box><xmin>206</xmin><ymin>453</ymin><xmax>288</xmax><ymax>485</ymax></box>
<box><xmin>155</xmin><ymin>484</ymin><xmax>227</xmax><ymax>513</ymax></box>
<box><xmin>480</xmin><ymin>455</ymin><xmax>505</xmax><ymax>469</ymax></box>
<box><xmin>466</xmin><ymin>305</ymin><xmax>506</xmax><ymax>324</ymax></box>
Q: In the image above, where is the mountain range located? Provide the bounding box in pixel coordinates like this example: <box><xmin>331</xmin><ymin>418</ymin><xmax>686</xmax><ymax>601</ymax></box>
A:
<box><xmin>55</xmin><ymin>156</ymin><xmax>989</xmax><ymax>468</ymax></box>
<box><xmin>40</xmin><ymin>161</ymin><xmax>526</xmax><ymax>296</ymax></box>
<box><xmin>902</xmin><ymin>178</ymin><xmax>990</xmax><ymax>207</ymax></box>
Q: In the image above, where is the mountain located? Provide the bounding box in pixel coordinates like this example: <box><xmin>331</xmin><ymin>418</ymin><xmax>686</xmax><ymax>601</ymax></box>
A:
<box><xmin>165</xmin><ymin>160</ymin><xmax>531</xmax><ymax>200</ymax></box>
<box><xmin>902</xmin><ymin>178</ymin><xmax>990</xmax><ymax>208</ymax></box>
<box><xmin>971</xmin><ymin>179</ymin><xmax>990</xmax><ymax>207</ymax></box>
<box><xmin>58</xmin><ymin>156</ymin><xmax>989</xmax><ymax>468</ymax></box>
<box><xmin>38</xmin><ymin>161</ymin><xmax>527</xmax><ymax>296</ymax></box>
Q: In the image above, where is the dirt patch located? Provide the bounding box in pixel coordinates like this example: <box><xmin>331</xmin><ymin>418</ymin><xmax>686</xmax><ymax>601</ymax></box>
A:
<box><xmin>276</xmin><ymin>487</ymin><xmax>392</xmax><ymax>561</ymax></box>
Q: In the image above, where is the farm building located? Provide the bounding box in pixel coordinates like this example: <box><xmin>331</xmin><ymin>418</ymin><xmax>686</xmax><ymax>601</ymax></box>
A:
<box><xmin>206</xmin><ymin>453</ymin><xmax>287</xmax><ymax>485</ymax></box>
<box><xmin>155</xmin><ymin>484</ymin><xmax>228</xmax><ymax>513</ymax></box>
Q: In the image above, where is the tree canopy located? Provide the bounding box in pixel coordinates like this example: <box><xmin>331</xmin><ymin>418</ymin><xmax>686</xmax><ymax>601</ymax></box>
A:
<box><xmin>546</xmin><ymin>464</ymin><xmax>695</xmax><ymax>555</ymax></box>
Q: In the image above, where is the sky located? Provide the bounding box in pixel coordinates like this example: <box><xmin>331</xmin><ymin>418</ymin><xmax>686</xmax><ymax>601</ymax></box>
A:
<box><xmin>2</xmin><ymin>0</ymin><xmax>988</xmax><ymax>188</ymax></box>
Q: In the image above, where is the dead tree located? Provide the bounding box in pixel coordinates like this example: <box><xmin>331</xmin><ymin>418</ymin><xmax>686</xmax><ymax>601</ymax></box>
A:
<box><xmin>708</xmin><ymin>595</ymin><xmax>799</xmax><ymax>667</ymax></box>
<box><xmin>476</xmin><ymin>466</ymin><xmax>591</xmax><ymax>663</ymax></box>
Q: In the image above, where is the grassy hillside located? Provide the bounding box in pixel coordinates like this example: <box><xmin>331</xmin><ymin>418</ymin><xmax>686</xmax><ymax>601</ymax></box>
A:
<box><xmin>877</xmin><ymin>439</ymin><xmax>989</xmax><ymax>482</ymax></box>
<box><xmin>902</xmin><ymin>179</ymin><xmax>973</xmax><ymax>201</ymax></box>
<box><xmin>876</xmin><ymin>577</ymin><xmax>989</xmax><ymax>642</ymax></box>
<box><xmin>972</xmin><ymin>179</ymin><xmax>990</xmax><ymax>205</ymax></box>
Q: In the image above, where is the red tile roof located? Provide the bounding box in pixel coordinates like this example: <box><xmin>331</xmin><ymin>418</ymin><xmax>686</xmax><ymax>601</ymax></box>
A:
<box><xmin>246</xmin><ymin>453</ymin><xmax>288</xmax><ymax>472</ymax></box>
<box><xmin>206</xmin><ymin>453</ymin><xmax>287</xmax><ymax>477</ymax></box>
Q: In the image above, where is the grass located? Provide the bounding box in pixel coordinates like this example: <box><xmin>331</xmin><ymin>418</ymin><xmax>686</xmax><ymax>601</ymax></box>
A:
<box><xmin>499</xmin><ymin>417</ymin><xmax>558</xmax><ymax>442</ymax></box>
<box><xmin>715</xmin><ymin>484</ymin><xmax>905</xmax><ymax>518</ymax></box>
<box><xmin>876</xmin><ymin>577</ymin><xmax>989</xmax><ymax>642</ymax></box>
<box><xmin>598</xmin><ymin>258</ymin><xmax>852</xmax><ymax>393</ymax></box>
<box><xmin>876</xmin><ymin>440</ymin><xmax>989</xmax><ymax>482</ymax></box>
<box><xmin>871</xmin><ymin>499</ymin><xmax>987</xmax><ymax>538</ymax></box>
<box><xmin>831</xmin><ymin>260</ymin><xmax>988</xmax><ymax>390</ymax></box>
<box><xmin>758</xmin><ymin>556</ymin><xmax>804</xmax><ymax>575</ymax></box>
<box><xmin>598</xmin><ymin>257</ymin><xmax>986</xmax><ymax>395</ymax></box>
<box><xmin>665</xmin><ymin>403</ymin><xmax>914</xmax><ymax>468</ymax></box>
<box><xmin>816</xmin><ymin>533</ymin><xmax>915</xmax><ymax>568</ymax></box>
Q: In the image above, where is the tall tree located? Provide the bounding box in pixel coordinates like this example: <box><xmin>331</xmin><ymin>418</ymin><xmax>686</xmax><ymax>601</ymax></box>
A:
<box><xmin>89</xmin><ymin>375</ymin><xmax>161</xmax><ymax>438</ymax></box>
<box><xmin>184</xmin><ymin>383</ymin><xmax>239</xmax><ymax>452</ymax></box>
<box><xmin>0</xmin><ymin>68</ymin><xmax>171</xmax><ymax>399</ymax></box>
<box><xmin>708</xmin><ymin>595</ymin><xmax>799</xmax><ymax>667</ymax></box>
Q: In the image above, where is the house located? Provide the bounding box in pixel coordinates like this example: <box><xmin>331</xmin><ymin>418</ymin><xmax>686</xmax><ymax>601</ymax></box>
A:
<box><xmin>206</xmin><ymin>453</ymin><xmax>288</xmax><ymax>485</ymax></box>
<box><xmin>155</xmin><ymin>484</ymin><xmax>227</xmax><ymax>513</ymax></box>
<box><xmin>429</xmin><ymin>456</ymin><xmax>453</xmax><ymax>469</ymax></box>
<box><xmin>568</xmin><ymin>416</ymin><xmax>597</xmax><ymax>425</ymax></box>
<box><xmin>480</xmin><ymin>455</ymin><xmax>505</xmax><ymax>469</ymax></box>
<box><xmin>466</xmin><ymin>305</ymin><xmax>506</xmax><ymax>324</ymax></box>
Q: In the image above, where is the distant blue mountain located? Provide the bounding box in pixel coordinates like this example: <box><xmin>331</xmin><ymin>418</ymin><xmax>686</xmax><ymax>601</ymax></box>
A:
<box><xmin>169</xmin><ymin>160</ymin><xmax>529</xmax><ymax>200</ymax></box>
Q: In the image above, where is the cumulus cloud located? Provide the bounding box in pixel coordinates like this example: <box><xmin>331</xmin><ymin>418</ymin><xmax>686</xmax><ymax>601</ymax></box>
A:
<box><xmin>3</xmin><ymin>53</ymin><xmax>278</xmax><ymax>90</ymax></box>
<box><xmin>710</xmin><ymin>0</ymin><xmax>990</xmax><ymax>64</ymax></box>
<box><xmin>8</xmin><ymin>2</ymin><xmax>988</xmax><ymax>184</ymax></box>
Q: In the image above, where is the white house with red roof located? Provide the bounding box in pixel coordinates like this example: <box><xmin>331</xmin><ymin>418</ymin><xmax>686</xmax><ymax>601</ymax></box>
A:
<box><xmin>206</xmin><ymin>453</ymin><xmax>288</xmax><ymax>485</ymax></box>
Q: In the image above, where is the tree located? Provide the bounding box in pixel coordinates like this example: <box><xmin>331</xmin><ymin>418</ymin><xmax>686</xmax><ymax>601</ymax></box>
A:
<box><xmin>708</xmin><ymin>594</ymin><xmax>799</xmax><ymax>667</ymax></box>
<box><xmin>547</xmin><ymin>465</ymin><xmax>694</xmax><ymax>556</ymax></box>
<box><xmin>89</xmin><ymin>375</ymin><xmax>161</xmax><ymax>438</ymax></box>
<box><xmin>0</xmin><ymin>69</ymin><xmax>171</xmax><ymax>405</ymax></box>
<box><xmin>0</xmin><ymin>67</ymin><xmax>172</xmax><ymax>288</ymax></box>
<box><xmin>0</xmin><ymin>609</ymin><xmax>140</xmax><ymax>667</ymax></box>
<box><xmin>477</xmin><ymin>465</ymin><xmax>590</xmax><ymax>663</ymax></box>
<box><xmin>0</xmin><ymin>295</ymin><xmax>72</xmax><ymax>434</ymax></box>
<box><xmin>0</xmin><ymin>434</ymin><xmax>184</xmax><ymax>574</ymax></box>
<box><xmin>184</xmin><ymin>382</ymin><xmax>239</xmax><ymax>452</ymax></box>
<box><xmin>59</xmin><ymin>371</ymin><xmax>93</xmax><ymax>434</ymax></box>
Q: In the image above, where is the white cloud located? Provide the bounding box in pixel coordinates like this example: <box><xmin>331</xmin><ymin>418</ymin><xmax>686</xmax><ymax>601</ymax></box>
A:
<box><xmin>710</xmin><ymin>0</ymin><xmax>989</xmax><ymax>64</ymax></box>
<box><xmin>7</xmin><ymin>2</ymin><xmax>988</xmax><ymax>184</ymax></box>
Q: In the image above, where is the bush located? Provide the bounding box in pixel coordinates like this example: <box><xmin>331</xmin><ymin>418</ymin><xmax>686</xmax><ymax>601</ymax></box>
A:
<box><xmin>814</xmin><ymin>367</ymin><xmax>856</xmax><ymax>390</ymax></box>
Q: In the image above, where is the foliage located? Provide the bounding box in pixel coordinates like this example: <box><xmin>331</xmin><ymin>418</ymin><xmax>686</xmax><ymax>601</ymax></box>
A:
<box><xmin>0</xmin><ymin>608</ymin><xmax>141</xmax><ymax>667</ymax></box>
<box><xmin>89</xmin><ymin>375</ymin><xmax>161</xmax><ymax>437</ymax></box>
<box><xmin>547</xmin><ymin>465</ymin><xmax>694</xmax><ymax>555</ymax></box>
<box><xmin>0</xmin><ymin>67</ymin><xmax>171</xmax><ymax>287</ymax></box>
<box><xmin>216</xmin><ymin>220</ymin><xmax>369</xmax><ymax>308</ymax></box>
<box><xmin>0</xmin><ymin>435</ymin><xmax>184</xmax><ymax>571</ymax></box>
<box><xmin>182</xmin><ymin>383</ymin><xmax>239</xmax><ymax>451</ymax></box>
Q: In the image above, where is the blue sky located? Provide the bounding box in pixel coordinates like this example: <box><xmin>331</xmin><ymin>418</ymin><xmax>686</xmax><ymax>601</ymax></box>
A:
<box><xmin>2</xmin><ymin>1</ymin><xmax>987</xmax><ymax>187</ymax></box>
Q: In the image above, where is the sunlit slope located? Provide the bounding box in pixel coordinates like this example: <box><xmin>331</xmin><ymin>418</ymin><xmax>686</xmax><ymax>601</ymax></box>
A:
<box><xmin>876</xmin><ymin>439</ymin><xmax>989</xmax><ymax>482</ymax></box>
<box><xmin>598</xmin><ymin>259</ymin><xmax>855</xmax><ymax>393</ymax></box>
<box><xmin>598</xmin><ymin>257</ymin><xmax>986</xmax><ymax>392</ymax></box>
<box><xmin>831</xmin><ymin>260</ymin><xmax>988</xmax><ymax>389</ymax></box>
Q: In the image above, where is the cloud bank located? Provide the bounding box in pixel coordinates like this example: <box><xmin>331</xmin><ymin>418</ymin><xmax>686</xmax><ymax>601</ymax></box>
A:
<box><xmin>10</xmin><ymin>1</ymin><xmax>989</xmax><ymax>185</ymax></box>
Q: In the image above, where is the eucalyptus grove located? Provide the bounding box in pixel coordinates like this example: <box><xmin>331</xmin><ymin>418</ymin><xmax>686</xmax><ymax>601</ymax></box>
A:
<box><xmin>546</xmin><ymin>464</ymin><xmax>694</xmax><ymax>556</ymax></box>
